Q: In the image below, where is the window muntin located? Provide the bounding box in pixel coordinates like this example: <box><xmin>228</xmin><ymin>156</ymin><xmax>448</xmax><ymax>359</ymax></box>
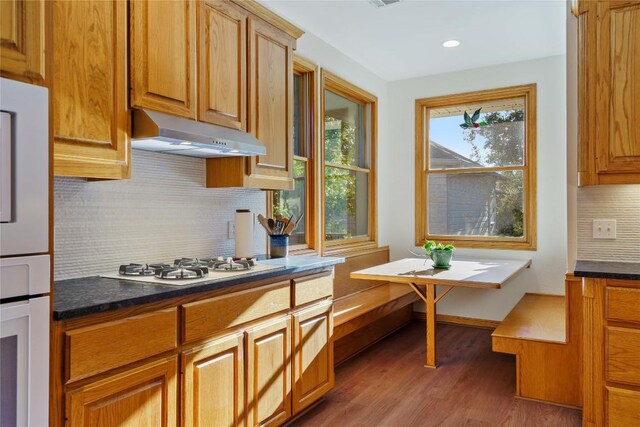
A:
<box><xmin>416</xmin><ymin>85</ymin><xmax>536</xmax><ymax>250</ymax></box>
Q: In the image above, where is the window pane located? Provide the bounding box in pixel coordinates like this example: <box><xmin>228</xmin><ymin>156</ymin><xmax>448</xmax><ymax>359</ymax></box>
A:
<box><xmin>324</xmin><ymin>90</ymin><xmax>366</xmax><ymax>168</ymax></box>
<box><xmin>325</xmin><ymin>166</ymin><xmax>368</xmax><ymax>241</ymax></box>
<box><xmin>428</xmin><ymin>170</ymin><xmax>524</xmax><ymax>237</ymax></box>
<box><xmin>273</xmin><ymin>160</ymin><xmax>306</xmax><ymax>245</ymax></box>
<box><xmin>429</xmin><ymin>98</ymin><xmax>525</xmax><ymax>170</ymax></box>
<box><xmin>293</xmin><ymin>73</ymin><xmax>301</xmax><ymax>157</ymax></box>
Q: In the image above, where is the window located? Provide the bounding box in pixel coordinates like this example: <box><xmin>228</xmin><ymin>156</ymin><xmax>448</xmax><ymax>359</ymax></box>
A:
<box><xmin>322</xmin><ymin>71</ymin><xmax>377</xmax><ymax>254</ymax></box>
<box><xmin>270</xmin><ymin>56</ymin><xmax>317</xmax><ymax>252</ymax></box>
<box><xmin>415</xmin><ymin>84</ymin><xmax>537</xmax><ymax>250</ymax></box>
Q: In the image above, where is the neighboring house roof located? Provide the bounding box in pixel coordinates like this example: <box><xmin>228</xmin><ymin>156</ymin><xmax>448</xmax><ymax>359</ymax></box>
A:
<box><xmin>429</xmin><ymin>140</ymin><xmax>504</xmax><ymax>180</ymax></box>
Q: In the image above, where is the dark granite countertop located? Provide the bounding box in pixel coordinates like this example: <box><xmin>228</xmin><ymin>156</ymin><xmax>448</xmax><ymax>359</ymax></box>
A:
<box><xmin>574</xmin><ymin>260</ymin><xmax>640</xmax><ymax>281</ymax></box>
<box><xmin>53</xmin><ymin>255</ymin><xmax>344</xmax><ymax>320</ymax></box>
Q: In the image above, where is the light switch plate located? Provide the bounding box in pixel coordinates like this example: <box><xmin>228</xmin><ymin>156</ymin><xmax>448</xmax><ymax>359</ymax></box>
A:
<box><xmin>227</xmin><ymin>221</ymin><xmax>235</xmax><ymax>239</ymax></box>
<box><xmin>593</xmin><ymin>219</ymin><xmax>616</xmax><ymax>239</ymax></box>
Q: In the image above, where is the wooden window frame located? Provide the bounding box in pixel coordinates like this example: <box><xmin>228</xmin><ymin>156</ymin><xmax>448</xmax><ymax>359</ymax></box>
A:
<box><xmin>321</xmin><ymin>70</ymin><xmax>378</xmax><ymax>256</ymax></box>
<box><xmin>415</xmin><ymin>84</ymin><xmax>537</xmax><ymax>250</ymax></box>
<box><xmin>267</xmin><ymin>55</ymin><xmax>318</xmax><ymax>254</ymax></box>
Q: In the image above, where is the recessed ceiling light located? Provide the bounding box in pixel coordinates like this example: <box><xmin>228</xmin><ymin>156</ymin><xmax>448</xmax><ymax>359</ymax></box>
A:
<box><xmin>442</xmin><ymin>40</ymin><xmax>461</xmax><ymax>48</ymax></box>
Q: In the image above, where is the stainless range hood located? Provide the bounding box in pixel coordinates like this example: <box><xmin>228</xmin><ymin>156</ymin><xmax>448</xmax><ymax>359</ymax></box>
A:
<box><xmin>131</xmin><ymin>109</ymin><xmax>266</xmax><ymax>158</ymax></box>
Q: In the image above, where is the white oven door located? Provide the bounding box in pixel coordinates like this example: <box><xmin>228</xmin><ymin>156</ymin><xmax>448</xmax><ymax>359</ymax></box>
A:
<box><xmin>0</xmin><ymin>296</ymin><xmax>49</xmax><ymax>427</ymax></box>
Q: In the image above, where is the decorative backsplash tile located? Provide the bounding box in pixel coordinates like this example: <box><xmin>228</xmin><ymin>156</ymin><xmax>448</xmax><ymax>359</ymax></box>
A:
<box><xmin>54</xmin><ymin>150</ymin><xmax>267</xmax><ymax>280</ymax></box>
<box><xmin>577</xmin><ymin>185</ymin><xmax>640</xmax><ymax>263</ymax></box>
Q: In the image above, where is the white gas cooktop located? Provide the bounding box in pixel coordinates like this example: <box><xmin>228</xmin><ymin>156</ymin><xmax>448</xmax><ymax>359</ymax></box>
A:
<box><xmin>101</xmin><ymin>262</ymin><xmax>285</xmax><ymax>286</ymax></box>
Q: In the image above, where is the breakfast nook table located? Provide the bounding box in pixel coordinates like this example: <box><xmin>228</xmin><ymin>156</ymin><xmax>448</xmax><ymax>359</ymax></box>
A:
<box><xmin>351</xmin><ymin>257</ymin><xmax>531</xmax><ymax>368</ymax></box>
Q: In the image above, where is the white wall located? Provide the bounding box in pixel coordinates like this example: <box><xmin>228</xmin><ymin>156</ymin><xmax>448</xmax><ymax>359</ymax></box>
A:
<box><xmin>385</xmin><ymin>56</ymin><xmax>568</xmax><ymax>321</ymax></box>
<box><xmin>294</xmin><ymin>33</ymin><xmax>391</xmax><ymax>248</ymax></box>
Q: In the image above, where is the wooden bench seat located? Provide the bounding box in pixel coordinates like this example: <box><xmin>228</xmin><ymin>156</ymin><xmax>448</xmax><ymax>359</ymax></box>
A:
<box><xmin>491</xmin><ymin>277</ymin><xmax>582</xmax><ymax>407</ymax></box>
<box><xmin>492</xmin><ymin>294</ymin><xmax>566</xmax><ymax>345</ymax></box>
<box><xmin>334</xmin><ymin>283</ymin><xmax>419</xmax><ymax>341</ymax></box>
<box><xmin>331</xmin><ymin>247</ymin><xmax>419</xmax><ymax>365</ymax></box>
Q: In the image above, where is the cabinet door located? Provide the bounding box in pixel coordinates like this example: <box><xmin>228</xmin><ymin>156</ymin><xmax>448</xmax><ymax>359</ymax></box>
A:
<box><xmin>52</xmin><ymin>0</ymin><xmax>130</xmax><ymax>179</ymax></box>
<box><xmin>0</xmin><ymin>0</ymin><xmax>45</xmax><ymax>84</ymax></box>
<box><xmin>246</xmin><ymin>316</ymin><xmax>292</xmax><ymax>427</ymax></box>
<box><xmin>130</xmin><ymin>0</ymin><xmax>196</xmax><ymax>119</ymax></box>
<box><xmin>199</xmin><ymin>0</ymin><xmax>247</xmax><ymax>130</ymax></box>
<box><xmin>66</xmin><ymin>357</ymin><xmax>178</xmax><ymax>427</ymax></box>
<box><xmin>595</xmin><ymin>1</ymin><xmax>640</xmax><ymax>181</ymax></box>
<box><xmin>182</xmin><ymin>332</ymin><xmax>245</xmax><ymax>427</ymax></box>
<box><xmin>247</xmin><ymin>17</ymin><xmax>295</xmax><ymax>190</ymax></box>
<box><xmin>292</xmin><ymin>300</ymin><xmax>334</xmax><ymax>414</ymax></box>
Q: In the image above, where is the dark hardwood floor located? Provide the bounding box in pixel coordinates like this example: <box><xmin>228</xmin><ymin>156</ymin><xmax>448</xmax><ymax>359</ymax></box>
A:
<box><xmin>291</xmin><ymin>322</ymin><xmax>582</xmax><ymax>427</ymax></box>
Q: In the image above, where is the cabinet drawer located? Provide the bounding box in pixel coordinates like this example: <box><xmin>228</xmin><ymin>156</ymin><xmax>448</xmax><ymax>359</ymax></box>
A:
<box><xmin>183</xmin><ymin>281</ymin><xmax>290</xmax><ymax>344</ymax></box>
<box><xmin>607</xmin><ymin>286</ymin><xmax>640</xmax><ymax>323</ymax></box>
<box><xmin>66</xmin><ymin>308</ymin><xmax>178</xmax><ymax>382</ymax></box>
<box><xmin>292</xmin><ymin>272</ymin><xmax>333</xmax><ymax>307</ymax></box>
<box><xmin>607</xmin><ymin>327</ymin><xmax>640</xmax><ymax>385</ymax></box>
<box><xmin>607</xmin><ymin>387</ymin><xmax>640</xmax><ymax>427</ymax></box>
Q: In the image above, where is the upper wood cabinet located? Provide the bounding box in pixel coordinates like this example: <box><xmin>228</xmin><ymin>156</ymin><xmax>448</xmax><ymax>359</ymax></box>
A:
<box><xmin>577</xmin><ymin>0</ymin><xmax>640</xmax><ymax>185</ymax></box>
<box><xmin>245</xmin><ymin>17</ymin><xmax>295</xmax><ymax>190</ymax></box>
<box><xmin>199</xmin><ymin>0</ymin><xmax>247</xmax><ymax>130</ymax></box>
<box><xmin>52</xmin><ymin>0</ymin><xmax>130</xmax><ymax>179</ymax></box>
<box><xmin>0</xmin><ymin>0</ymin><xmax>46</xmax><ymax>84</ymax></box>
<box><xmin>206</xmin><ymin>16</ymin><xmax>295</xmax><ymax>190</ymax></box>
<box><xmin>130</xmin><ymin>0</ymin><xmax>197</xmax><ymax>119</ymax></box>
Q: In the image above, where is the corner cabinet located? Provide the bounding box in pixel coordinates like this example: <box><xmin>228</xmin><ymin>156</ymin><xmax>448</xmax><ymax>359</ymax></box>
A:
<box><xmin>577</xmin><ymin>0</ymin><xmax>640</xmax><ymax>186</ymax></box>
<box><xmin>0</xmin><ymin>0</ymin><xmax>46</xmax><ymax>84</ymax></box>
<box><xmin>52</xmin><ymin>0</ymin><xmax>130</xmax><ymax>179</ymax></box>
<box><xmin>582</xmin><ymin>278</ymin><xmax>640</xmax><ymax>427</ymax></box>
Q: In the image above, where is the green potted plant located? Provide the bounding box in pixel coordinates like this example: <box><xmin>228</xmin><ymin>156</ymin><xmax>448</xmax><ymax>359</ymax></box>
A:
<box><xmin>423</xmin><ymin>241</ymin><xmax>455</xmax><ymax>269</ymax></box>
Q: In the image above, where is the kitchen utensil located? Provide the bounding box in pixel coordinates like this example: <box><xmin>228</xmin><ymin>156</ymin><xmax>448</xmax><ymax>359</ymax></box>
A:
<box><xmin>284</xmin><ymin>220</ymin><xmax>296</xmax><ymax>235</ymax></box>
<box><xmin>267</xmin><ymin>218</ymin><xmax>276</xmax><ymax>232</ymax></box>
<box><xmin>257</xmin><ymin>214</ymin><xmax>272</xmax><ymax>234</ymax></box>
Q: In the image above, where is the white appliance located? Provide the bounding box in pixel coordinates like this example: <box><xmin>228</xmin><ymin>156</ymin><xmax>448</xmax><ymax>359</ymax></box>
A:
<box><xmin>0</xmin><ymin>77</ymin><xmax>50</xmax><ymax>427</ymax></box>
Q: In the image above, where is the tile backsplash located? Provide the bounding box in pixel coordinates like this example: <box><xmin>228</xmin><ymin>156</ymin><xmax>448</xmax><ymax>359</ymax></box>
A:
<box><xmin>54</xmin><ymin>150</ymin><xmax>267</xmax><ymax>280</ymax></box>
<box><xmin>577</xmin><ymin>185</ymin><xmax>640</xmax><ymax>263</ymax></box>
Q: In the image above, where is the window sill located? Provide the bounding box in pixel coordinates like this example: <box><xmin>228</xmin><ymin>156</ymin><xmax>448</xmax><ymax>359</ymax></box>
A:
<box><xmin>322</xmin><ymin>241</ymin><xmax>381</xmax><ymax>258</ymax></box>
<box><xmin>416</xmin><ymin>236</ymin><xmax>537</xmax><ymax>251</ymax></box>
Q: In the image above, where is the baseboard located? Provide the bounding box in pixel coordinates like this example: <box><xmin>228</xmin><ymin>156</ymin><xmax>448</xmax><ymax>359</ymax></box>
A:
<box><xmin>412</xmin><ymin>312</ymin><xmax>500</xmax><ymax>329</ymax></box>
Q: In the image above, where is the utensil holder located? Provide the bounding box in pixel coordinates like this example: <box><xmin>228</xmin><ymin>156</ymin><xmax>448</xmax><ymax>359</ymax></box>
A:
<box><xmin>269</xmin><ymin>235</ymin><xmax>289</xmax><ymax>258</ymax></box>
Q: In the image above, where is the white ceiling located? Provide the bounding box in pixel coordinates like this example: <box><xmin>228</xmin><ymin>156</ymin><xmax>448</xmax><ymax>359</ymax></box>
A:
<box><xmin>262</xmin><ymin>0</ymin><xmax>566</xmax><ymax>81</ymax></box>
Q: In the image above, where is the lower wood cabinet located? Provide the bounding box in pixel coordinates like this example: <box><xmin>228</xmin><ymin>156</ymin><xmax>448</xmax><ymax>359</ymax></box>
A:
<box><xmin>182</xmin><ymin>332</ymin><xmax>245</xmax><ymax>427</ymax></box>
<box><xmin>55</xmin><ymin>271</ymin><xmax>335</xmax><ymax>427</ymax></box>
<box><xmin>66</xmin><ymin>356</ymin><xmax>178</xmax><ymax>427</ymax></box>
<box><xmin>292</xmin><ymin>300</ymin><xmax>334</xmax><ymax>414</ymax></box>
<box><xmin>246</xmin><ymin>315</ymin><xmax>292</xmax><ymax>427</ymax></box>
<box><xmin>583</xmin><ymin>278</ymin><xmax>640</xmax><ymax>427</ymax></box>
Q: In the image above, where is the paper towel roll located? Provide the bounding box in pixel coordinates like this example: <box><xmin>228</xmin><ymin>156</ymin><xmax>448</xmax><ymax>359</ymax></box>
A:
<box><xmin>235</xmin><ymin>209</ymin><xmax>254</xmax><ymax>258</ymax></box>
